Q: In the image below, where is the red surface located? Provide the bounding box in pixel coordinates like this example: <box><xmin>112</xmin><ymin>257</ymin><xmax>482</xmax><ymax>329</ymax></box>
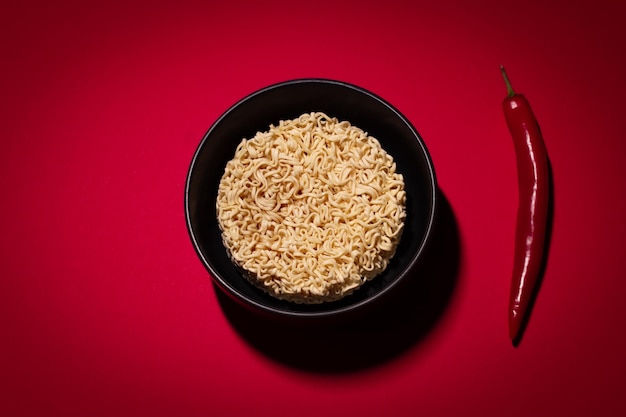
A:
<box><xmin>2</xmin><ymin>1</ymin><xmax>626</xmax><ymax>416</ymax></box>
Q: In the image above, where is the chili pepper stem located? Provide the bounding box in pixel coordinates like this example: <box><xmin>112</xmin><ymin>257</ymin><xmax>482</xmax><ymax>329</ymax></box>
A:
<box><xmin>500</xmin><ymin>65</ymin><xmax>516</xmax><ymax>98</ymax></box>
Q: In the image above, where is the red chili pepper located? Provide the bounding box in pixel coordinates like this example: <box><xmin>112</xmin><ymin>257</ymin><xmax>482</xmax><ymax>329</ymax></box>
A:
<box><xmin>500</xmin><ymin>66</ymin><xmax>550</xmax><ymax>342</ymax></box>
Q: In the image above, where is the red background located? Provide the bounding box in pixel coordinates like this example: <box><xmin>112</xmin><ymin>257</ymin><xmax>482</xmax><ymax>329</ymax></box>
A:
<box><xmin>3</xmin><ymin>0</ymin><xmax>626</xmax><ymax>416</ymax></box>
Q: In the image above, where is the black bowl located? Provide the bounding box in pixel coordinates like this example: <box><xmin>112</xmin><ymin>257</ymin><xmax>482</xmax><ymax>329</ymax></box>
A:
<box><xmin>185</xmin><ymin>79</ymin><xmax>437</xmax><ymax>320</ymax></box>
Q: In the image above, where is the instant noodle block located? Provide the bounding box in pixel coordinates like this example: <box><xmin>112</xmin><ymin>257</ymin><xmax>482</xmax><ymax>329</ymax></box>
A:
<box><xmin>216</xmin><ymin>112</ymin><xmax>407</xmax><ymax>303</ymax></box>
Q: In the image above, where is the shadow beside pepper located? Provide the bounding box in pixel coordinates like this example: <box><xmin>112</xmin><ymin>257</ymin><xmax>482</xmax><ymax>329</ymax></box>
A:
<box><xmin>215</xmin><ymin>189</ymin><xmax>460</xmax><ymax>373</ymax></box>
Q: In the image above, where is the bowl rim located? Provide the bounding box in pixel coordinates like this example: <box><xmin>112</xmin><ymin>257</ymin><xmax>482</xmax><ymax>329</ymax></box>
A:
<box><xmin>184</xmin><ymin>77</ymin><xmax>438</xmax><ymax>318</ymax></box>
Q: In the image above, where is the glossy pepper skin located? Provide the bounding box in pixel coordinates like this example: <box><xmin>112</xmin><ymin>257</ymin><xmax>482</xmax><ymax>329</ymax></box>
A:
<box><xmin>500</xmin><ymin>66</ymin><xmax>550</xmax><ymax>342</ymax></box>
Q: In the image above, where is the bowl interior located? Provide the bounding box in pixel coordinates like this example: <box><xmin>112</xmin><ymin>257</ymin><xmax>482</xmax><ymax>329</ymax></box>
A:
<box><xmin>185</xmin><ymin>79</ymin><xmax>437</xmax><ymax>317</ymax></box>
